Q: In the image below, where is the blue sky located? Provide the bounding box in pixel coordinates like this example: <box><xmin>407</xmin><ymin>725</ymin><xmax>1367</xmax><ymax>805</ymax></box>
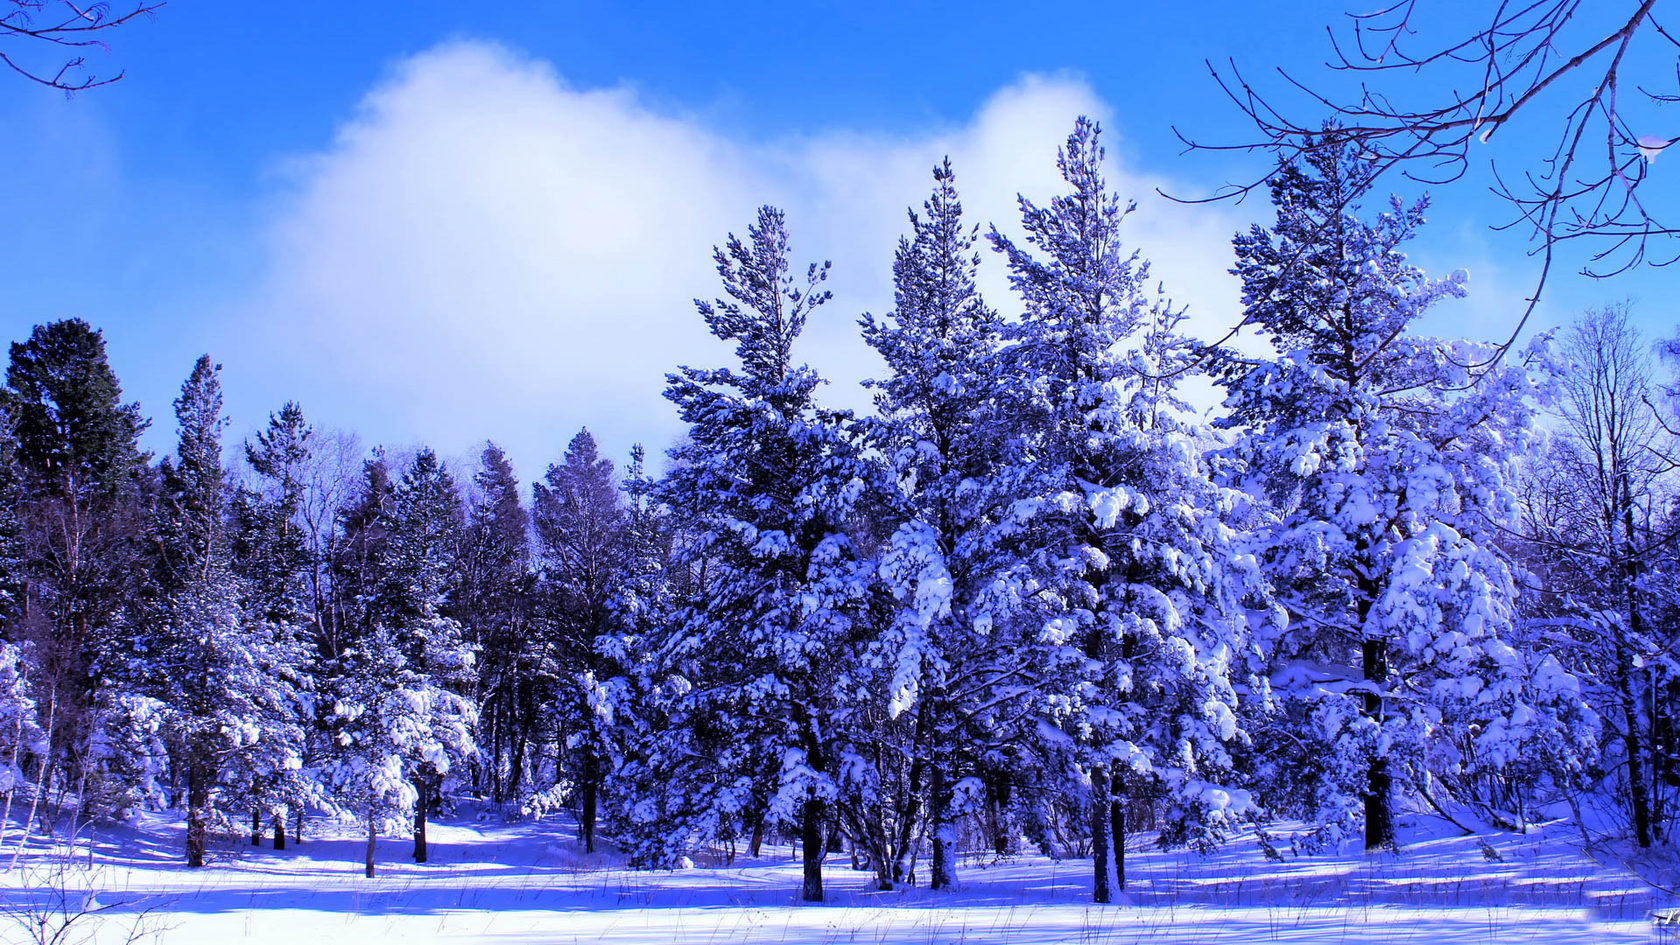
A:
<box><xmin>1</xmin><ymin>1</ymin><xmax>1673</xmax><ymax>480</ymax></box>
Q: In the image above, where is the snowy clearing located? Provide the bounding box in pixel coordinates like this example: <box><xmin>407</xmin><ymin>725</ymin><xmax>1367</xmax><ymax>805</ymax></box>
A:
<box><xmin>0</xmin><ymin>810</ymin><xmax>1665</xmax><ymax>944</ymax></box>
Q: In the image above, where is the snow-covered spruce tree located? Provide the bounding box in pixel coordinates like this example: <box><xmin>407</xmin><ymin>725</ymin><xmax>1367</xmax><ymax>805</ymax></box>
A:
<box><xmin>989</xmin><ymin>118</ymin><xmax>1256</xmax><ymax>902</ymax></box>
<box><xmin>456</xmin><ymin>443</ymin><xmax>532</xmax><ymax>806</ymax></box>
<box><xmin>1222</xmin><ymin>134</ymin><xmax>1579</xmax><ymax>851</ymax></box>
<box><xmin>531</xmin><ymin>428</ymin><xmax>625</xmax><ymax>852</ymax></box>
<box><xmin>647</xmin><ymin>206</ymin><xmax>869</xmax><ymax>902</ymax></box>
<box><xmin>154</xmin><ymin>357</ymin><xmax>306</xmax><ymax>867</ymax></box>
<box><xmin>324</xmin><ymin>448</ymin><xmax>476</xmax><ymax>875</ymax></box>
<box><xmin>593</xmin><ymin>444</ymin><xmax>671</xmax><ymax>846</ymax></box>
<box><xmin>232</xmin><ymin>402</ymin><xmax>319</xmax><ymax>848</ymax></box>
<box><xmin>854</xmin><ymin>158</ymin><xmax>1029</xmax><ymax>891</ymax></box>
<box><xmin>1517</xmin><ymin>307</ymin><xmax>1675</xmax><ymax>846</ymax></box>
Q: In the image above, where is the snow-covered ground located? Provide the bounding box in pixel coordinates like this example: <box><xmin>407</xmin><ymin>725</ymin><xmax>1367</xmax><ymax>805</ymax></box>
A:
<box><xmin>0</xmin><ymin>809</ymin><xmax>1668</xmax><ymax>944</ymax></box>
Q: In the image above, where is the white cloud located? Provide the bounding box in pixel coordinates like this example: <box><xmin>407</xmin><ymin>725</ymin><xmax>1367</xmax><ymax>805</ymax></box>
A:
<box><xmin>218</xmin><ymin>40</ymin><xmax>1251</xmax><ymax>476</ymax></box>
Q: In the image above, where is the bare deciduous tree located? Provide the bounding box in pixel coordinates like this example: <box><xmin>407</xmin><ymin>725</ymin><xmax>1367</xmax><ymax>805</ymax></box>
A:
<box><xmin>1518</xmin><ymin>304</ymin><xmax>1680</xmax><ymax>847</ymax></box>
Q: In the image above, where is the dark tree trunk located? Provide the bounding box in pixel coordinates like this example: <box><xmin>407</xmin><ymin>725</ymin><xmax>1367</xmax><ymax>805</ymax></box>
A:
<box><xmin>872</xmin><ymin>824</ymin><xmax>894</xmax><ymax>891</ymax></box>
<box><xmin>749</xmin><ymin>813</ymin><xmax>765</xmax><ymax>858</ymax></box>
<box><xmin>1621</xmin><ymin>673</ymin><xmax>1653</xmax><ymax>847</ymax></box>
<box><xmin>800</xmin><ymin>799</ymin><xmax>825</xmax><ymax>902</ymax></box>
<box><xmin>365</xmin><ymin>804</ymin><xmax>376</xmax><ymax>878</ymax></box>
<box><xmin>252</xmin><ymin>807</ymin><xmax>262</xmax><ymax>846</ymax></box>
<box><xmin>272</xmin><ymin>813</ymin><xmax>285</xmax><ymax>850</ymax></box>
<box><xmin>891</xmin><ymin>746</ymin><xmax>926</xmax><ymax>885</ymax></box>
<box><xmin>579</xmin><ymin>750</ymin><xmax>599</xmax><ymax>854</ymax></box>
<box><xmin>506</xmin><ymin>721</ymin><xmax>525</xmax><ymax>803</ymax></box>
<box><xmin>1090</xmin><ymin>765</ymin><xmax>1112</xmax><ymax>903</ymax></box>
<box><xmin>1362</xmin><ymin>638</ymin><xmax>1395</xmax><ymax>851</ymax></box>
<box><xmin>413</xmin><ymin>778</ymin><xmax>429</xmax><ymax>863</ymax></box>
<box><xmin>185</xmin><ymin>764</ymin><xmax>207</xmax><ymax>868</ymax></box>
<box><xmin>488</xmin><ymin>705</ymin><xmax>505</xmax><ymax>805</ymax></box>
<box><xmin>1110</xmin><ymin>790</ymin><xmax>1126</xmax><ymax>891</ymax></box>
<box><xmin>986</xmin><ymin>772</ymin><xmax>1010</xmax><ymax>855</ymax></box>
<box><xmin>294</xmin><ymin>808</ymin><xmax>303</xmax><ymax>845</ymax></box>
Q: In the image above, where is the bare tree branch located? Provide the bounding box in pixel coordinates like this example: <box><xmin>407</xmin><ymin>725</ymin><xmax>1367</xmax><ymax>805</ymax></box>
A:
<box><xmin>1</xmin><ymin>1</ymin><xmax>162</xmax><ymax>92</ymax></box>
<box><xmin>1172</xmin><ymin>2</ymin><xmax>1677</xmax><ymax>371</ymax></box>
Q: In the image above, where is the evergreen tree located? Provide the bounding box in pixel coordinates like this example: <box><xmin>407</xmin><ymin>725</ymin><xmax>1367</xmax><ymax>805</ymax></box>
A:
<box><xmin>329</xmin><ymin>452</ymin><xmax>395</xmax><ymax>654</ymax></box>
<box><xmin>595</xmin><ymin>443</ymin><xmax>672</xmax><ymax>846</ymax></box>
<box><xmin>3</xmin><ymin>319</ymin><xmax>153</xmax><ymax>822</ymax></box>
<box><xmin>1222</xmin><ymin>133</ymin><xmax>1579</xmax><ymax>850</ymax></box>
<box><xmin>646</xmin><ymin>206</ymin><xmax>870</xmax><ymax>901</ymax></box>
<box><xmin>856</xmin><ymin>158</ymin><xmax>1021</xmax><ymax>890</ymax></box>
<box><xmin>531</xmin><ymin>428</ymin><xmax>624</xmax><ymax>852</ymax></box>
<box><xmin>155</xmin><ymin>357</ymin><xmax>307</xmax><ymax>866</ymax></box>
<box><xmin>234</xmin><ymin>402</ymin><xmax>319</xmax><ymax>847</ymax></box>
<box><xmin>237</xmin><ymin>403</ymin><xmax>313</xmax><ymax>626</ymax></box>
<box><xmin>457</xmin><ymin>443</ymin><xmax>531</xmax><ymax>806</ymax></box>
<box><xmin>990</xmin><ymin>119</ymin><xmax>1256</xmax><ymax>901</ymax></box>
<box><xmin>325</xmin><ymin>449</ymin><xmax>476</xmax><ymax>872</ymax></box>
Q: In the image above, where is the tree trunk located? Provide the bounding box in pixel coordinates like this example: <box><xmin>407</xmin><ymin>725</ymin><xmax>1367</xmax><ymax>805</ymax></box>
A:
<box><xmin>579</xmin><ymin>750</ymin><xmax>599</xmax><ymax>854</ymax></box>
<box><xmin>1089</xmin><ymin>766</ymin><xmax>1112</xmax><ymax>903</ymax></box>
<box><xmin>800</xmin><ymin>798</ymin><xmax>825</xmax><ymax>902</ymax></box>
<box><xmin>1618</xmin><ymin>488</ymin><xmax>1655</xmax><ymax>848</ymax></box>
<box><xmin>252</xmin><ymin>807</ymin><xmax>262</xmax><ymax>846</ymax></box>
<box><xmin>985</xmin><ymin>772</ymin><xmax>1010</xmax><ymax>855</ymax></box>
<box><xmin>413</xmin><ymin>778</ymin><xmax>429</xmax><ymax>863</ymax></box>
<box><xmin>365</xmin><ymin>804</ymin><xmax>376</xmax><ymax>878</ymax></box>
<box><xmin>1110</xmin><ymin>792</ymin><xmax>1126</xmax><ymax>891</ymax></box>
<box><xmin>1621</xmin><ymin>681</ymin><xmax>1653</xmax><ymax>848</ymax></box>
<box><xmin>872</xmin><ymin>823</ymin><xmax>894</xmax><ymax>891</ymax></box>
<box><xmin>929</xmin><ymin>764</ymin><xmax>954</xmax><ymax>890</ymax></box>
<box><xmin>272</xmin><ymin>813</ymin><xmax>285</xmax><ymax>850</ymax></box>
<box><xmin>749</xmin><ymin>813</ymin><xmax>765</xmax><ymax>858</ymax></box>
<box><xmin>487</xmin><ymin>705</ymin><xmax>504</xmax><ymax>805</ymax></box>
<box><xmin>186</xmin><ymin>764</ymin><xmax>207</xmax><ymax>868</ymax></box>
<box><xmin>891</xmin><ymin>750</ymin><xmax>926</xmax><ymax>885</ymax></box>
<box><xmin>294</xmin><ymin>808</ymin><xmax>303</xmax><ymax>845</ymax></box>
<box><xmin>1362</xmin><ymin>638</ymin><xmax>1395</xmax><ymax>851</ymax></box>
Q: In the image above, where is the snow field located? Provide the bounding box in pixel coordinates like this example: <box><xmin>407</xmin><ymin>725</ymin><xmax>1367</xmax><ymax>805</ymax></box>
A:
<box><xmin>0</xmin><ymin>812</ymin><xmax>1663</xmax><ymax>944</ymax></box>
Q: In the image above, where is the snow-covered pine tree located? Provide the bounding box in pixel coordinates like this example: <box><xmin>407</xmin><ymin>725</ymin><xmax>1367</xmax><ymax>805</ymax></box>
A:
<box><xmin>155</xmin><ymin>356</ymin><xmax>306</xmax><ymax>866</ymax></box>
<box><xmin>233</xmin><ymin>402</ymin><xmax>319</xmax><ymax>848</ymax></box>
<box><xmin>378</xmin><ymin>448</ymin><xmax>476</xmax><ymax>862</ymax></box>
<box><xmin>531</xmin><ymin>428</ymin><xmax>625</xmax><ymax>852</ymax></box>
<box><xmin>593</xmin><ymin>443</ymin><xmax>670</xmax><ymax>846</ymax></box>
<box><xmin>324</xmin><ymin>449</ymin><xmax>476</xmax><ymax>874</ymax></box>
<box><xmin>650</xmin><ymin>206</ymin><xmax>870</xmax><ymax>902</ymax></box>
<box><xmin>855</xmin><ymin>158</ymin><xmax>1024</xmax><ymax>891</ymax></box>
<box><xmin>990</xmin><ymin>118</ymin><xmax>1255</xmax><ymax>902</ymax></box>
<box><xmin>1222</xmin><ymin>133</ymin><xmax>1578</xmax><ymax>850</ymax></box>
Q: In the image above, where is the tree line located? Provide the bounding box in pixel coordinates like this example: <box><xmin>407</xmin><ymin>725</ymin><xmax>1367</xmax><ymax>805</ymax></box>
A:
<box><xmin>0</xmin><ymin>120</ymin><xmax>1674</xmax><ymax>899</ymax></box>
